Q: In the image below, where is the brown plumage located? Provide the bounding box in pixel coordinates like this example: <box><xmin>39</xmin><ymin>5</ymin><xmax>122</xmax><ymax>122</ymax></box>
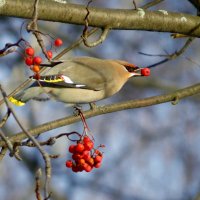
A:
<box><xmin>9</xmin><ymin>56</ymin><xmax>149</xmax><ymax>106</ymax></box>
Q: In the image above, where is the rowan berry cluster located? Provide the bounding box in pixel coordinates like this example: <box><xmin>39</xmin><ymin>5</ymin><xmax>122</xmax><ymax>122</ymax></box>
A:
<box><xmin>65</xmin><ymin>135</ymin><xmax>104</xmax><ymax>173</ymax></box>
<box><xmin>23</xmin><ymin>38</ymin><xmax>63</xmax><ymax>78</ymax></box>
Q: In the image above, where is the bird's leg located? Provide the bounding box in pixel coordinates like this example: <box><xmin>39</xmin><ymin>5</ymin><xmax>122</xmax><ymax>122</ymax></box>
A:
<box><xmin>73</xmin><ymin>104</ymin><xmax>82</xmax><ymax>116</ymax></box>
<box><xmin>89</xmin><ymin>102</ymin><xmax>97</xmax><ymax>110</ymax></box>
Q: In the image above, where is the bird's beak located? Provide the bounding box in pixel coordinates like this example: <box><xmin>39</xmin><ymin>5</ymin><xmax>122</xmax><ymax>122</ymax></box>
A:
<box><xmin>124</xmin><ymin>63</ymin><xmax>150</xmax><ymax>77</ymax></box>
<box><xmin>130</xmin><ymin>71</ymin><xmax>142</xmax><ymax>77</ymax></box>
<box><xmin>130</xmin><ymin>67</ymin><xmax>151</xmax><ymax>77</ymax></box>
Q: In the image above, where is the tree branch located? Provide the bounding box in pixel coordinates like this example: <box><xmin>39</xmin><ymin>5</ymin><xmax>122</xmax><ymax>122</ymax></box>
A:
<box><xmin>1</xmin><ymin>82</ymin><xmax>200</xmax><ymax>147</ymax></box>
<box><xmin>140</xmin><ymin>37</ymin><xmax>195</xmax><ymax>68</ymax></box>
<box><xmin>0</xmin><ymin>147</ymin><xmax>7</xmax><ymax>161</ymax></box>
<box><xmin>1</xmin><ymin>0</ymin><xmax>200</xmax><ymax>37</ymax></box>
<box><xmin>188</xmin><ymin>0</ymin><xmax>200</xmax><ymax>11</ymax></box>
<box><xmin>0</xmin><ymin>84</ymin><xmax>51</xmax><ymax>199</ymax></box>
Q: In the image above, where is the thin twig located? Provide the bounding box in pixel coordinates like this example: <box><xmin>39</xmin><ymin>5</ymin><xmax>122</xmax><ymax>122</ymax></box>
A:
<box><xmin>0</xmin><ymin>28</ymin><xmax>98</xmax><ymax>107</ymax></box>
<box><xmin>15</xmin><ymin>137</ymin><xmax>57</xmax><ymax>147</ymax></box>
<box><xmin>35</xmin><ymin>168</ymin><xmax>42</xmax><ymax>200</ymax></box>
<box><xmin>0</xmin><ymin>147</ymin><xmax>7</xmax><ymax>161</ymax></box>
<box><xmin>0</xmin><ymin>130</ymin><xmax>13</xmax><ymax>151</ymax></box>
<box><xmin>142</xmin><ymin>0</ymin><xmax>165</xmax><ymax>9</ymax></box>
<box><xmin>0</xmin><ymin>109</ymin><xmax>21</xmax><ymax>160</ymax></box>
<box><xmin>81</xmin><ymin>0</ymin><xmax>110</xmax><ymax>47</ymax></box>
<box><xmin>0</xmin><ymin>129</ymin><xmax>21</xmax><ymax>160</ymax></box>
<box><xmin>15</xmin><ymin>131</ymin><xmax>81</xmax><ymax>147</ymax></box>
<box><xmin>132</xmin><ymin>0</ymin><xmax>137</xmax><ymax>9</ymax></box>
<box><xmin>54</xmin><ymin>27</ymin><xmax>98</xmax><ymax>59</ymax></box>
<box><xmin>140</xmin><ymin>37</ymin><xmax>195</xmax><ymax>68</ymax></box>
<box><xmin>27</xmin><ymin>0</ymin><xmax>50</xmax><ymax>61</ymax></box>
<box><xmin>82</xmin><ymin>27</ymin><xmax>110</xmax><ymax>47</ymax></box>
<box><xmin>0</xmin><ymin>38</ymin><xmax>25</xmax><ymax>57</ymax></box>
<box><xmin>0</xmin><ymin>85</ymin><xmax>51</xmax><ymax>199</ymax></box>
<box><xmin>0</xmin><ymin>109</ymin><xmax>11</xmax><ymax>128</ymax></box>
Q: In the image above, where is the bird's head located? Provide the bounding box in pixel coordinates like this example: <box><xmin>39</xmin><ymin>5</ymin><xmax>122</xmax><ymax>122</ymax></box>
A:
<box><xmin>116</xmin><ymin>60</ymin><xmax>151</xmax><ymax>77</ymax></box>
<box><xmin>127</xmin><ymin>66</ymin><xmax>151</xmax><ymax>77</ymax></box>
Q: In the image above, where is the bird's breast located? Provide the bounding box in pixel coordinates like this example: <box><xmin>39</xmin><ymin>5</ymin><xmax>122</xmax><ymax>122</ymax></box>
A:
<box><xmin>47</xmin><ymin>88</ymin><xmax>107</xmax><ymax>103</ymax></box>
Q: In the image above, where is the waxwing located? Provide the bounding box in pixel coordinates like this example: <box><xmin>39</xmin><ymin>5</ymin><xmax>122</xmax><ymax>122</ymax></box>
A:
<box><xmin>9</xmin><ymin>56</ymin><xmax>150</xmax><ymax>106</ymax></box>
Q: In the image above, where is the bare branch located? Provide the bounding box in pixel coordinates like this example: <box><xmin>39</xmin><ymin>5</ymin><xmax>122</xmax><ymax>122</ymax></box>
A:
<box><xmin>82</xmin><ymin>27</ymin><xmax>110</xmax><ymax>47</ymax></box>
<box><xmin>1</xmin><ymin>1</ymin><xmax>200</xmax><ymax>37</ymax></box>
<box><xmin>35</xmin><ymin>168</ymin><xmax>42</xmax><ymax>200</ymax></box>
<box><xmin>3</xmin><ymin>82</ymin><xmax>200</xmax><ymax>146</ymax></box>
<box><xmin>0</xmin><ymin>129</ymin><xmax>21</xmax><ymax>160</ymax></box>
<box><xmin>27</xmin><ymin>0</ymin><xmax>50</xmax><ymax>61</ymax></box>
<box><xmin>14</xmin><ymin>136</ymin><xmax>56</xmax><ymax>147</ymax></box>
<box><xmin>0</xmin><ymin>109</ymin><xmax>11</xmax><ymax>128</ymax></box>
<box><xmin>0</xmin><ymin>109</ymin><xmax>21</xmax><ymax>160</ymax></box>
<box><xmin>55</xmin><ymin>28</ymin><xmax>98</xmax><ymax>59</ymax></box>
<box><xmin>188</xmin><ymin>0</ymin><xmax>200</xmax><ymax>11</ymax></box>
<box><xmin>132</xmin><ymin>1</ymin><xmax>137</xmax><ymax>9</ymax></box>
<box><xmin>81</xmin><ymin>0</ymin><xmax>110</xmax><ymax>47</ymax></box>
<box><xmin>0</xmin><ymin>130</ymin><xmax>13</xmax><ymax>151</ymax></box>
<box><xmin>0</xmin><ymin>85</ymin><xmax>51</xmax><ymax>199</ymax></box>
<box><xmin>140</xmin><ymin>37</ymin><xmax>195</xmax><ymax>68</ymax></box>
<box><xmin>0</xmin><ymin>147</ymin><xmax>7</xmax><ymax>161</ymax></box>
<box><xmin>142</xmin><ymin>0</ymin><xmax>164</xmax><ymax>9</ymax></box>
<box><xmin>0</xmin><ymin>38</ymin><xmax>25</xmax><ymax>57</ymax></box>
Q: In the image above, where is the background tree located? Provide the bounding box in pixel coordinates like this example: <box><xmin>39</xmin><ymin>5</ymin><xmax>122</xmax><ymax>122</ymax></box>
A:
<box><xmin>1</xmin><ymin>0</ymin><xmax>200</xmax><ymax>200</ymax></box>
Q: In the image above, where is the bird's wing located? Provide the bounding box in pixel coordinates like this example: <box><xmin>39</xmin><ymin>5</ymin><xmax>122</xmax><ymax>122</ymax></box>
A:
<box><xmin>30</xmin><ymin>74</ymin><xmax>99</xmax><ymax>90</ymax></box>
<box><xmin>36</xmin><ymin>58</ymin><xmax>114</xmax><ymax>91</ymax></box>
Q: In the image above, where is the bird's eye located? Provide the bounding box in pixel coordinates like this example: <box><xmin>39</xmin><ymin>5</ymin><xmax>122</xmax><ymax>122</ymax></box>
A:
<box><xmin>125</xmin><ymin>66</ymin><xmax>139</xmax><ymax>72</ymax></box>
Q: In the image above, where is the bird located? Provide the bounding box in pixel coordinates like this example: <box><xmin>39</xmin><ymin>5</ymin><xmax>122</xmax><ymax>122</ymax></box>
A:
<box><xmin>9</xmin><ymin>56</ymin><xmax>150</xmax><ymax>106</ymax></box>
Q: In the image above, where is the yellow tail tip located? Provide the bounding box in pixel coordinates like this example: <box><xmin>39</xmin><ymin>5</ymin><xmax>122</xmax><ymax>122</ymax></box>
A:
<box><xmin>8</xmin><ymin>96</ymin><xmax>25</xmax><ymax>106</ymax></box>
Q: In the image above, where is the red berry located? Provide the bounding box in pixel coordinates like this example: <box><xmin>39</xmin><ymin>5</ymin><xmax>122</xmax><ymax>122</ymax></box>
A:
<box><xmin>69</xmin><ymin>145</ymin><xmax>76</xmax><ymax>153</ymax></box>
<box><xmin>141</xmin><ymin>68</ymin><xmax>150</xmax><ymax>76</ymax></box>
<box><xmin>72</xmin><ymin>153</ymin><xmax>82</xmax><ymax>161</ymax></box>
<box><xmin>84</xmin><ymin>141</ymin><xmax>94</xmax><ymax>151</ymax></box>
<box><xmin>87</xmin><ymin>157</ymin><xmax>94</xmax><ymax>166</ymax></box>
<box><xmin>77</xmin><ymin>165</ymin><xmax>84</xmax><ymax>172</ymax></box>
<box><xmin>78</xmin><ymin>158</ymin><xmax>85</xmax><ymax>165</ymax></box>
<box><xmin>25</xmin><ymin>57</ymin><xmax>33</xmax><ymax>66</ymax></box>
<box><xmin>25</xmin><ymin>47</ymin><xmax>34</xmax><ymax>56</ymax></box>
<box><xmin>83</xmin><ymin>154</ymin><xmax>91</xmax><ymax>161</ymax></box>
<box><xmin>47</xmin><ymin>50</ymin><xmax>53</xmax><ymax>59</ymax></box>
<box><xmin>83</xmin><ymin>136</ymin><xmax>91</xmax><ymax>144</ymax></box>
<box><xmin>83</xmin><ymin>163</ymin><xmax>92</xmax><ymax>172</ymax></box>
<box><xmin>31</xmin><ymin>65</ymin><xmax>40</xmax><ymax>73</ymax></box>
<box><xmin>33</xmin><ymin>56</ymin><xmax>42</xmax><ymax>65</ymax></box>
<box><xmin>94</xmin><ymin>162</ymin><xmax>101</xmax><ymax>168</ymax></box>
<box><xmin>54</xmin><ymin>38</ymin><xmax>63</xmax><ymax>47</ymax></box>
<box><xmin>94</xmin><ymin>149</ymin><xmax>101</xmax><ymax>155</ymax></box>
<box><xmin>65</xmin><ymin>160</ymin><xmax>73</xmax><ymax>168</ymax></box>
<box><xmin>94</xmin><ymin>155</ymin><xmax>102</xmax><ymax>163</ymax></box>
<box><xmin>82</xmin><ymin>150</ymin><xmax>90</xmax><ymax>156</ymax></box>
<box><xmin>72</xmin><ymin>165</ymin><xmax>79</xmax><ymax>172</ymax></box>
<box><xmin>82</xmin><ymin>151</ymin><xmax>91</xmax><ymax>160</ymax></box>
<box><xmin>75</xmin><ymin>143</ymin><xmax>85</xmax><ymax>153</ymax></box>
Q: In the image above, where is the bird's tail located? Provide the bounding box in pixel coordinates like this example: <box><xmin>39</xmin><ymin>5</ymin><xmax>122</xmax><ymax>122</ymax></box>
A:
<box><xmin>8</xmin><ymin>96</ymin><xmax>26</xmax><ymax>106</ymax></box>
<box><xmin>8</xmin><ymin>86</ymin><xmax>44</xmax><ymax>106</ymax></box>
<box><xmin>8</xmin><ymin>90</ymin><xmax>27</xmax><ymax>106</ymax></box>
